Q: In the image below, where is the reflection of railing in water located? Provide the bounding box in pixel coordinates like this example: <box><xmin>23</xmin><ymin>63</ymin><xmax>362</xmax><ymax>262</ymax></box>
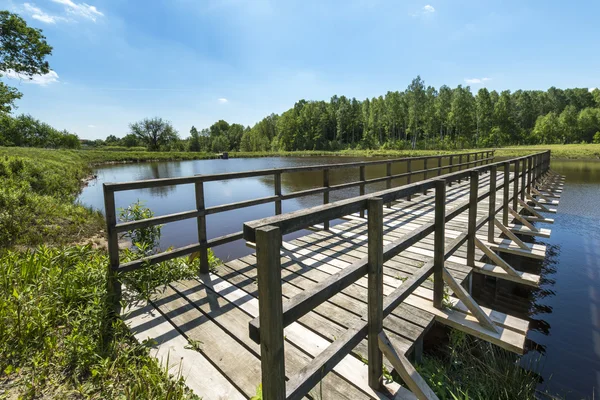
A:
<box><xmin>241</xmin><ymin>150</ymin><xmax>551</xmax><ymax>399</ymax></box>
<box><xmin>102</xmin><ymin>150</ymin><xmax>492</xmax><ymax>306</ymax></box>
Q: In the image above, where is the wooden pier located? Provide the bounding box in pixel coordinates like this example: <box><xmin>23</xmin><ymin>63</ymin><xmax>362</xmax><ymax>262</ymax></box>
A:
<box><xmin>103</xmin><ymin>150</ymin><xmax>564</xmax><ymax>399</ymax></box>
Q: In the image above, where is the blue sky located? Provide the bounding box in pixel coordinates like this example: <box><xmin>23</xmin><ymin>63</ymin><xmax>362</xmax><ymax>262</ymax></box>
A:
<box><xmin>2</xmin><ymin>0</ymin><xmax>599</xmax><ymax>140</ymax></box>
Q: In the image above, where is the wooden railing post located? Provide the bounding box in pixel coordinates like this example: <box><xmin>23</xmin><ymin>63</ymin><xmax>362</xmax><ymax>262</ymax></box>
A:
<box><xmin>467</xmin><ymin>170</ymin><xmax>478</xmax><ymax>266</ymax></box>
<box><xmin>195</xmin><ymin>181</ymin><xmax>210</xmax><ymax>274</ymax></box>
<box><xmin>323</xmin><ymin>169</ymin><xmax>330</xmax><ymax>230</ymax></box>
<box><xmin>520</xmin><ymin>157</ymin><xmax>526</xmax><ymax>201</ymax></box>
<box><xmin>503</xmin><ymin>162</ymin><xmax>510</xmax><ymax>226</ymax></box>
<box><xmin>359</xmin><ymin>166</ymin><xmax>366</xmax><ymax>218</ymax></box>
<box><xmin>437</xmin><ymin>156</ymin><xmax>442</xmax><ymax>176</ymax></box>
<box><xmin>386</xmin><ymin>162</ymin><xmax>392</xmax><ymax>208</ymax></box>
<box><xmin>527</xmin><ymin>156</ymin><xmax>532</xmax><ymax>195</ymax></box>
<box><xmin>467</xmin><ymin>153</ymin><xmax>470</xmax><ymax>168</ymax></box>
<box><xmin>451</xmin><ymin>155</ymin><xmax>455</xmax><ymax>186</ymax></box>
<box><xmin>458</xmin><ymin>154</ymin><xmax>462</xmax><ymax>171</ymax></box>
<box><xmin>367</xmin><ymin>198</ymin><xmax>384</xmax><ymax>390</ymax></box>
<box><xmin>423</xmin><ymin>158</ymin><xmax>428</xmax><ymax>195</ymax></box>
<box><xmin>256</xmin><ymin>225</ymin><xmax>286</xmax><ymax>400</ymax></box>
<box><xmin>103</xmin><ymin>184</ymin><xmax>122</xmax><ymax>318</ymax></box>
<box><xmin>513</xmin><ymin>159</ymin><xmax>519</xmax><ymax>210</ymax></box>
<box><xmin>406</xmin><ymin>160</ymin><xmax>412</xmax><ymax>201</ymax></box>
<box><xmin>488</xmin><ymin>165</ymin><xmax>497</xmax><ymax>243</ymax></box>
<box><xmin>274</xmin><ymin>172</ymin><xmax>282</xmax><ymax>215</ymax></box>
<box><xmin>433</xmin><ymin>180</ymin><xmax>446</xmax><ymax>309</ymax></box>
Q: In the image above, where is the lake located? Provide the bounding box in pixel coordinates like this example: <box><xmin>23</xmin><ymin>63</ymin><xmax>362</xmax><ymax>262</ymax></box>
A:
<box><xmin>79</xmin><ymin>156</ymin><xmax>600</xmax><ymax>398</ymax></box>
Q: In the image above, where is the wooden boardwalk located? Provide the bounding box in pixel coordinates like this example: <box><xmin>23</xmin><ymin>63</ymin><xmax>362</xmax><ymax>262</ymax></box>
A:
<box><xmin>120</xmin><ymin>159</ymin><xmax>565</xmax><ymax>399</ymax></box>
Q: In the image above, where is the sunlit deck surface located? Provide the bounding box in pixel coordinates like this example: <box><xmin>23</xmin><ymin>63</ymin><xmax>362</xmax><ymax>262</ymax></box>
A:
<box><xmin>124</xmin><ymin>169</ymin><xmax>564</xmax><ymax>399</ymax></box>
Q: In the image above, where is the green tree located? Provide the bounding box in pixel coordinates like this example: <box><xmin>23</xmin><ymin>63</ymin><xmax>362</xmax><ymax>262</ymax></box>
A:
<box><xmin>121</xmin><ymin>133</ymin><xmax>140</xmax><ymax>147</ymax></box>
<box><xmin>578</xmin><ymin>108</ymin><xmax>600</xmax><ymax>143</ymax></box>
<box><xmin>129</xmin><ymin>117</ymin><xmax>178</xmax><ymax>151</ymax></box>
<box><xmin>406</xmin><ymin>76</ymin><xmax>426</xmax><ymax>148</ymax></box>
<box><xmin>476</xmin><ymin>88</ymin><xmax>494</xmax><ymax>146</ymax></box>
<box><xmin>0</xmin><ymin>11</ymin><xmax>53</xmax><ymax>113</ymax></box>
<box><xmin>189</xmin><ymin>126</ymin><xmax>201</xmax><ymax>152</ymax></box>
<box><xmin>559</xmin><ymin>105</ymin><xmax>578</xmax><ymax>143</ymax></box>
<box><xmin>532</xmin><ymin>112</ymin><xmax>561</xmax><ymax>144</ymax></box>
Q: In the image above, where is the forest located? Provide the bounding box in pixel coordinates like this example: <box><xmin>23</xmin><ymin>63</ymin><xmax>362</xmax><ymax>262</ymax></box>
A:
<box><xmin>93</xmin><ymin>77</ymin><xmax>600</xmax><ymax>153</ymax></box>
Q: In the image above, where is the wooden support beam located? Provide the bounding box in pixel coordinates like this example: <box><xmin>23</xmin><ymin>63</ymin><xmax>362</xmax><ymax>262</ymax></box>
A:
<box><xmin>195</xmin><ymin>181</ymin><xmax>210</xmax><ymax>274</ymax></box>
<box><xmin>103</xmin><ymin>184</ymin><xmax>121</xmax><ymax>321</ymax></box>
<box><xmin>526</xmin><ymin>192</ymin><xmax>551</xmax><ymax>213</ymax></box>
<box><xmin>494</xmin><ymin>218</ymin><xmax>529</xmax><ymax>250</ymax></box>
<box><xmin>519</xmin><ymin>197</ymin><xmax>544</xmax><ymax>218</ymax></box>
<box><xmin>488</xmin><ymin>165</ymin><xmax>497</xmax><ymax>243</ymax></box>
<box><xmin>508</xmin><ymin>207</ymin><xmax>537</xmax><ymax>231</ymax></box>
<box><xmin>503</xmin><ymin>162</ymin><xmax>510</xmax><ymax>226</ymax></box>
<box><xmin>323</xmin><ymin>169</ymin><xmax>330</xmax><ymax>230</ymax></box>
<box><xmin>359</xmin><ymin>165</ymin><xmax>366</xmax><ymax>218</ymax></box>
<box><xmin>433</xmin><ymin>180</ymin><xmax>445</xmax><ymax>309</ymax></box>
<box><xmin>513</xmin><ymin>159</ymin><xmax>519</xmax><ymax>210</ymax></box>
<box><xmin>386</xmin><ymin>162</ymin><xmax>392</xmax><ymax>208</ymax></box>
<box><xmin>475</xmin><ymin>237</ymin><xmax>520</xmax><ymax>277</ymax></box>
<box><xmin>367</xmin><ymin>198</ymin><xmax>384</xmax><ymax>390</ymax></box>
<box><xmin>255</xmin><ymin>225</ymin><xmax>286</xmax><ymax>400</ymax></box>
<box><xmin>378</xmin><ymin>332</ymin><xmax>439</xmax><ymax>400</ymax></box>
<box><xmin>467</xmin><ymin>171</ymin><xmax>478</xmax><ymax>266</ymax></box>
<box><xmin>274</xmin><ymin>172</ymin><xmax>282</xmax><ymax>215</ymax></box>
<box><xmin>443</xmin><ymin>267</ymin><xmax>498</xmax><ymax>333</ymax></box>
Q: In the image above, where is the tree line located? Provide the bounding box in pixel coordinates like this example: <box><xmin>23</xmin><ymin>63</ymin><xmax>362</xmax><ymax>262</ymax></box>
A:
<box><xmin>99</xmin><ymin>77</ymin><xmax>600</xmax><ymax>152</ymax></box>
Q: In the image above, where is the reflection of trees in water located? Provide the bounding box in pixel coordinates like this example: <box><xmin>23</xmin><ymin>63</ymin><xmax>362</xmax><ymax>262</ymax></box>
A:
<box><xmin>141</xmin><ymin>162</ymin><xmax>183</xmax><ymax>197</ymax></box>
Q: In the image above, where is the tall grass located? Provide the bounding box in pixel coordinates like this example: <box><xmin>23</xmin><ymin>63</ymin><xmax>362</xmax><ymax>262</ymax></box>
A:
<box><xmin>417</xmin><ymin>329</ymin><xmax>541</xmax><ymax>400</ymax></box>
<box><xmin>0</xmin><ymin>245</ymin><xmax>199</xmax><ymax>399</ymax></box>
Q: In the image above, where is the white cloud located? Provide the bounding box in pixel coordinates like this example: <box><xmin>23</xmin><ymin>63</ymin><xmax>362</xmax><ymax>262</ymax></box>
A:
<box><xmin>88</xmin><ymin>124</ymin><xmax>96</xmax><ymax>128</ymax></box>
<box><xmin>218</xmin><ymin>98</ymin><xmax>228</xmax><ymax>104</ymax></box>
<box><xmin>50</xmin><ymin>0</ymin><xmax>104</xmax><ymax>22</ymax></box>
<box><xmin>23</xmin><ymin>3</ymin><xmax>66</xmax><ymax>23</ymax></box>
<box><xmin>2</xmin><ymin>69</ymin><xmax>60</xmax><ymax>86</ymax></box>
<box><xmin>412</xmin><ymin>4</ymin><xmax>435</xmax><ymax>17</ymax></box>
<box><xmin>465</xmin><ymin>77</ymin><xmax>491</xmax><ymax>84</ymax></box>
<box><xmin>589</xmin><ymin>87</ymin><xmax>597</xmax><ymax>92</ymax></box>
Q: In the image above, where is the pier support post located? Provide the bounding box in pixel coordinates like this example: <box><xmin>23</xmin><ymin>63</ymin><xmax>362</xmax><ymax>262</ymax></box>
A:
<box><xmin>359</xmin><ymin>166</ymin><xmax>366</xmax><ymax>218</ymax></box>
<box><xmin>407</xmin><ymin>160</ymin><xmax>412</xmax><ymax>201</ymax></box>
<box><xmin>503</xmin><ymin>163</ymin><xmax>510</xmax><ymax>226</ymax></box>
<box><xmin>513</xmin><ymin>160</ymin><xmax>519</xmax><ymax>210</ymax></box>
<box><xmin>323</xmin><ymin>169</ymin><xmax>330</xmax><ymax>230</ymax></box>
<box><xmin>274</xmin><ymin>172</ymin><xmax>282</xmax><ymax>215</ymax></box>
<box><xmin>103</xmin><ymin>184</ymin><xmax>122</xmax><ymax>321</ymax></box>
<box><xmin>488</xmin><ymin>165</ymin><xmax>497</xmax><ymax>243</ymax></box>
<box><xmin>520</xmin><ymin>157</ymin><xmax>526</xmax><ymax>201</ymax></box>
<box><xmin>467</xmin><ymin>171</ymin><xmax>479</xmax><ymax>266</ymax></box>
<box><xmin>256</xmin><ymin>225</ymin><xmax>285</xmax><ymax>400</ymax></box>
<box><xmin>195</xmin><ymin>181</ymin><xmax>210</xmax><ymax>274</ymax></box>
<box><xmin>367</xmin><ymin>198</ymin><xmax>384</xmax><ymax>390</ymax></box>
<box><xmin>433</xmin><ymin>180</ymin><xmax>446</xmax><ymax>309</ymax></box>
<box><xmin>386</xmin><ymin>162</ymin><xmax>392</xmax><ymax>208</ymax></box>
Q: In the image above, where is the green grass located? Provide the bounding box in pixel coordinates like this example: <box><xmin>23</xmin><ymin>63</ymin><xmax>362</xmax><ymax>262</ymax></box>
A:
<box><xmin>416</xmin><ymin>330</ymin><xmax>543</xmax><ymax>400</ymax></box>
<box><xmin>0</xmin><ymin>244</ymin><xmax>200</xmax><ymax>399</ymax></box>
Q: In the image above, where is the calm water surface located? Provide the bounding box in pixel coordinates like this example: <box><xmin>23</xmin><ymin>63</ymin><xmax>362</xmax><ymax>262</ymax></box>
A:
<box><xmin>79</xmin><ymin>157</ymin><xmax>600</xmax><ymax>398</ymax></box>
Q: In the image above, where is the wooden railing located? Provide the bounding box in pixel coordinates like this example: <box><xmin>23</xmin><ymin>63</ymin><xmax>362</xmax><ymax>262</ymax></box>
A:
<box><xmin>103</xmin><ymin>150</ymin><xmax>493</xmax><ymax>312</ymax></box>
<box><xmin>242</xmin><ymin>150</ymin><xmax>551</xmax><ymax>400</ymax></box>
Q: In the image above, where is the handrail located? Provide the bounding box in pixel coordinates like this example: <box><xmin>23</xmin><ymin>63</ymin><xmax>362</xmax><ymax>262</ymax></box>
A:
<box><xmin>103</xmin><ymin>150</ymin><xmax>493</xmax><ymax>280</ymax></box>
<box><xmin>247</xmin><ymin>150</ymin><xmax>551</xmax><ymax>400</ymax></box>
<box><xmin>243</xmin><ymin>151</ymin><xmax>547</xmax><ymax>243</ymax></box>
<box><xmin>104</xmin><ymin>150</ymin><xmax>490</xmax><ymax>191</ymax></box>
